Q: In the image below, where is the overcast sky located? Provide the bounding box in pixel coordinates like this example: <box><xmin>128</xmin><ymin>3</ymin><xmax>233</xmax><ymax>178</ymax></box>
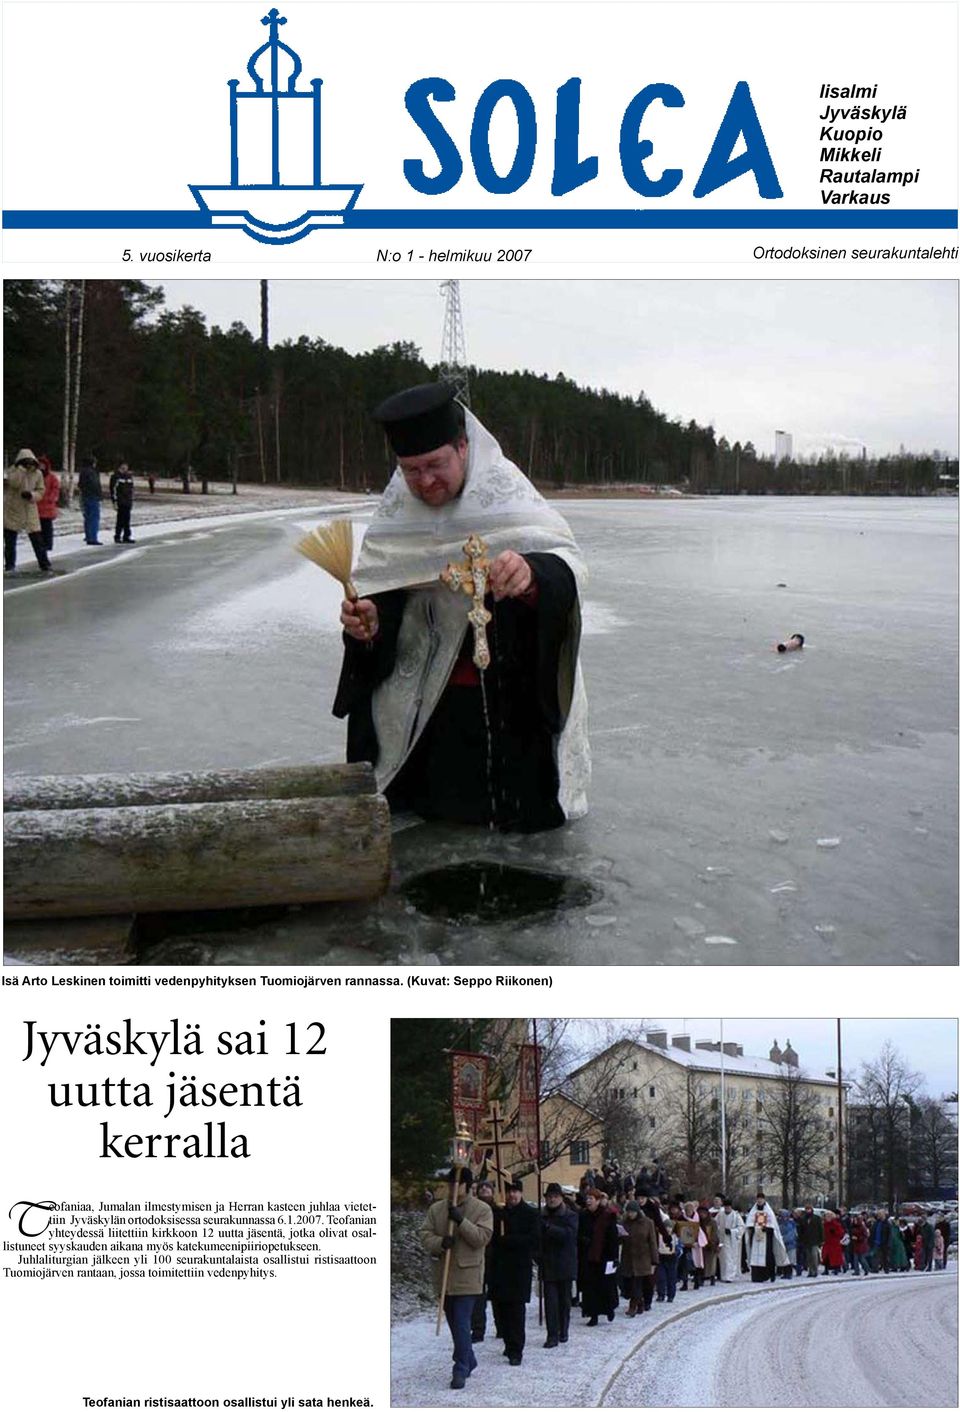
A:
<box><xmin>151</xmin><ymin>279</ymin><xmax>958</xmax><ymax>460</ymax></box>
<box><xmin>566</xmin><ymin>1019</ymin><xmax>957</xmax><ymax>1096</ymax></box>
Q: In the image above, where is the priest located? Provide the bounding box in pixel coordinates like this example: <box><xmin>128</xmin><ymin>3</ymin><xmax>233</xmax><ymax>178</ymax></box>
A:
<box><xmin>715</xmin><ymin>1195</ymin><xmax>745</xmax><ymax>1282</ymax></box>
<box><xmin>333</xmin><ymin>382</ymin><xmax>590</xmax><ymax>832</ymax></box>
<box><xmin>743</xmin><ymin>1211</ymin><xmax>781</xmax><ymax>1283</ymax></box>
<box><xmin>743</xmin><ymin>1191</ymin><xmax>789</xmax><ymax>1279</ymax></box>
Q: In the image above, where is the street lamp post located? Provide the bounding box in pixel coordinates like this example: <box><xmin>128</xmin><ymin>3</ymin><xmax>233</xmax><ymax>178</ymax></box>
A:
<box><xmin>837</xmin><ymin>1019</ymin><xmax>844</xmax><ymax>1208</ymax></box>
<box><xmin>720</xmin><ymin>1019</ymin><xmax>728</xmax><ymax>1194</ymax></box>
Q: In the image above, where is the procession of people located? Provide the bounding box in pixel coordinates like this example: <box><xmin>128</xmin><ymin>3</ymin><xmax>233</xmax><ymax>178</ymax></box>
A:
<box><xmin>420</xmin><ymin>1166</ymin><xmax>955</xmax><ymax>1391</ymax></box>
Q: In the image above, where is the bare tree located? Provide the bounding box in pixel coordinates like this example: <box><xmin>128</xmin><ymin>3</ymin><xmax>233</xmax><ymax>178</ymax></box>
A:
<box><xmin>61</xmin><ymin>280</ymin><xmax>73</xmax><ymax>497</ymax></box>
<box><xmin>60</xmin><ymin>279</ymin><xmax>85</xmax><ymax>503</ymax></box>
<box><xmin>651</xmin><ymin>1071</ymin><xmax>722</xmax><ymax>1195</ymax></box>
<box><xmin>487</xmin><ymin>1021</ymin><xmax>653</xmax><ymax>1181</ymax></box>
<box><xmin>852</xmin><ymin>1043</ymin><xmax>922</xmax><ymax>1207</ymax></box>
<box><xmin>761</xmin><ymin>1067</ymin><xmax>833</xmax><ymax>1207</ymax></box>
<box><xmin>910</xmin><ymin>1098</ymin><xmax>958</xmax><ymax>1196</ymax></box>
<box><xmin>717</xmin><ymin>1090</ymin><xmax>758</xmax><ymax>1200</ymax></box>
<box><xmin>846</xmin><ymin>1098</ymin><xmax>886</xmax><ymax>1205</ymax></box>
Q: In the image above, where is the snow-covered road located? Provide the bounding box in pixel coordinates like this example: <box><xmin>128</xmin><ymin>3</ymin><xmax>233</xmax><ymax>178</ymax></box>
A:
<box><xmin>391</xmin><ymin>1272</ymin><xmax>957</xmax><ymax>1407</ymax></box>
<box><xmin>603</xmin><ymin>1271</ymin><xmax>957</xmax><ymax>1408</ymax></box>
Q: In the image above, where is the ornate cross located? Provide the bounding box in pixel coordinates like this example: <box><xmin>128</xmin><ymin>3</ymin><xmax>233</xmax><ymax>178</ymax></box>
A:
<box><xmin>440</xmin><ymin>533</ymin><xmax>492</xmax><ymax>670</ymax></box>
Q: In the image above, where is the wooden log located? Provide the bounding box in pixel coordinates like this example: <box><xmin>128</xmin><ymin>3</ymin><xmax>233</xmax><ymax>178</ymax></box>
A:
<box><xmin>4</xmin><ymin>795</ymin><xmax>391</xmax><ymax>919</ymax></box>
<box><xmin>3</xmin><ymin>762</ymin><xmax>376</xmax><ymax>813</ymax></box>
<box><xmin>4</xmin><ymin>916</ymin><xmax>136</xmax><ymax>966</ymax></box>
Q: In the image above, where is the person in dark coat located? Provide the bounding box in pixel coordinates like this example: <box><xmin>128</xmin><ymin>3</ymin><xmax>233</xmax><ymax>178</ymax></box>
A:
<box><xmin>488</xmin><ymin>1180</ymin><xmax>539</xmax><ymax>1366</ymax></box>
<box><xmin>798</xmin><ymin>1206</ymin><xmax>824</xmax><ymax>1276</ymax></box>
<box><xmin>636</xmin><ymin>1188</ymin><xmax>669</xmax><ymax>1243</ymax></box>
<box><xmin>619</xmin><ymin>1201</ymin><xmax>659</xmax><ymax>1314</ymax></box>
<box><xmin>471</xmin><ymin>1180</ymin><xmax>498</xmax><ymax>1342</ymax></box>
<box><xmin>109</xmin><ymin>461</ymin><xmax>136</xmax><ymax>544</ymax></box>
<box><xmin>875</xmin><ymin>1209</ymin><xmax>892</xmax><ymax>1272</ymax></box>
<box><xmin>77</xmin><ymin>456</ymin><xmax>104</xmax><ymax>545</ymax></box>
<box><xmin>539</xmin><ymin>1184</ymin><xmax>578</xmax><ymax>1347</ymax></box>
<box><xmin>579</xmin><ymin>1189</ymin><xmax>619</xmax><ymax>1325</ymax></box>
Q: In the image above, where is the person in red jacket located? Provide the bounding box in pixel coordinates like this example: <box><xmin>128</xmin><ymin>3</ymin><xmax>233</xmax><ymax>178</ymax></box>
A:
<box><xmin>848</xmin><ymin>1214</ymin><xmax>871</xmax><ymax>1276</ymax></box>
<box><xmin>36</xmin><ymin>455</ymin><xmax>61</xmax><ymax>555</ymax></box>
<box><xmin>822</xmin><ymin>1212</ymin><xmax>846</xmax><ymax>1275</ymax></box>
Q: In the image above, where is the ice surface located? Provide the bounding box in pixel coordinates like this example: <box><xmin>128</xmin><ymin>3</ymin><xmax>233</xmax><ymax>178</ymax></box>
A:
<box><xmin>4</xmin><ymin>496</ymin><xmax>957</xmax><ymax>964</ymax></box>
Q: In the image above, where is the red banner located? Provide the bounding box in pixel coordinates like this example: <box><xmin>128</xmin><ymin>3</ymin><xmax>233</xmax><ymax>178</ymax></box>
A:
<box><xmin>515</xmin><ymin>1043</ymin><xmax>541</xmax><ymax>1161</ymax></box>
<box><xmin>451</xmin><ymin>1051</ymin><xmax>489</xmax><ymax>1153</ymax></box>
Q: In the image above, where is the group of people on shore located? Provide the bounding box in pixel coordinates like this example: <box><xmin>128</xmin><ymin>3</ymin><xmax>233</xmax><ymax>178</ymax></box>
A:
<box><xmin>420</xmin><ymin>1168</ymin><xmax>953</xmax><ymax>1390</ymax></box>
<box><xmin>3</xmin><ymin>450</ymin><xmax>137</xmax><ymax>573</ymax></box>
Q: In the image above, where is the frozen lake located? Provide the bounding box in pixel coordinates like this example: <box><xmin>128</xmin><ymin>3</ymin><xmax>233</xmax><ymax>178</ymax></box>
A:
<box><xmin>4</xmin><ymin>495</ymin><xmax>957</xmax><ymax>965</ymax></box>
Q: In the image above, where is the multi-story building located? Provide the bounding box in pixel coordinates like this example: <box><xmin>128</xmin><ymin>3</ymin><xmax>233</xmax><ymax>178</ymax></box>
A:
<box><xmin>566</xmin><ymin>1029</ymin><xmax>848</xmax><ymax>1206</ymax></box>
<box><xmin>774</xmin><ymin>429</ymin><xmax>793</xmax><ymax>465</ymax></box>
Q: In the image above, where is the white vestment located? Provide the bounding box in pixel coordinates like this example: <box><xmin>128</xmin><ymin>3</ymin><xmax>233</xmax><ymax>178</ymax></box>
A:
<box><xmin>353</xmin><ymin>409</ymin><xmax>590</xmax><ymax>814</ymax></box>
<box><xmin>718</xmin><ymin>1208</ymin><xmax>745</xmax><ymax>1281</ymax></box>
<box><xmin>745</xmin><ymin>1203</ymin><xmax>788</xmax><ymax>1267</ymax></box>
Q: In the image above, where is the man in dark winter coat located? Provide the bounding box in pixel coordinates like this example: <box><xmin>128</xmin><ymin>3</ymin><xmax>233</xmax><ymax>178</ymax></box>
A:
<box><xmin>77</xmin><ymin>456</ymin><xmax>104</xmax><ymax>545</ymax></box>
<box><xmin>619</xmin><ymin>1201</ymin><xmax>659</xmax><ymax>1314</ymax></box>
<box><xmin>918</xmin><ymin>1216</ymin><xmax>936</xmax><ymax>1271</ymax></box>
<box><xmin>471</xmin><ymin>1180</ymin><xmax>498</xmax><ymax>1343</ymax></box>
<box><xmin>798</xmin><ymin>1206</ymin><xmax>824</xmax><ymax>1276</ymax></box>
<box><xmin>109</xmin><ymin>462</ymin><xmax>136</xmax><ymax>544</ymax></box>
<box><xmin>488</xmin><ymin>1180</ymin><xmax>540</xmax><ymax>1366</ymax></box>
<box><xmin>579</xmin><ymin>1188</ymin><xmax>620</xmax><ymax>1325</ymax></box>
<box><xmin>539</xmin><ymin>1184</ymin><xmax>578</xmax><ymax>1348</ymax></box>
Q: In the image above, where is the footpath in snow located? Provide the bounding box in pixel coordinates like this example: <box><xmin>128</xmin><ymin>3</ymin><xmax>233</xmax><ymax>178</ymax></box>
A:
<box><xmin>4</xmin><ymin>481</ymin><xmax>369</xmax><ymax>589</ymax></box>
<box><xmin>391</xmin><ymin>1269</ymin><xmax>958</xmax><ymax>1408</ymax></box>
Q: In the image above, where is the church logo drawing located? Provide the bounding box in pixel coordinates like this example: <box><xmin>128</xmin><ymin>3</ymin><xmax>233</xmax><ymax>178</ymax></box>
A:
<box><xmin>190</xmin><ymin>8</ymin><xmax>362</xmax><ymax>244</ymax></box>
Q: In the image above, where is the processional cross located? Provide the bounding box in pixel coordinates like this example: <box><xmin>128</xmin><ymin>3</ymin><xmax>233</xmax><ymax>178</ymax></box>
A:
<box><xmin>439</xmin><ymin>533</ymin><xmax>492</xmax><ymax>670</ymax></box>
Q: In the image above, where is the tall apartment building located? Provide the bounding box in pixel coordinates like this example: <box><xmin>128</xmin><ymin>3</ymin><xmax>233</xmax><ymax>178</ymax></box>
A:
<box><xmin>567</xmin><ymin>1029</ymin><xmax>848</xmax><ymax>1206</ymax></box>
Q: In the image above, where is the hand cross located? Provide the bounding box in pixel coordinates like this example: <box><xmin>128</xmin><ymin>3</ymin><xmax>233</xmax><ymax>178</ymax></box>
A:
<box><xmin>440</xmin><ymin>533</ymin><xmax>492</xmax><ymax>670</ymax></box>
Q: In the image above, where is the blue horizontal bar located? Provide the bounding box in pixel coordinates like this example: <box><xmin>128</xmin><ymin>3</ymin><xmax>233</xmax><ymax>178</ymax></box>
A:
<box><xmin>3</xmin><ymin>208</ymin><xmax>957</xmax><ymax>230</ymax></box>
<box><xmin>3</xmin><ymin>210</ymin><xmax>211</xmax><ymax>229</ymax></box>
<box><xmin>347</xmin><ymin>209</ymin><xmax>959</xmax><ymax>230</ymax></box>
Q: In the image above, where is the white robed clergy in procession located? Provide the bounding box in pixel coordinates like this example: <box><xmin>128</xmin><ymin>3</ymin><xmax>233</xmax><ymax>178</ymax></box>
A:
<box><xmin>743</xmin><ymin>1196</ymin><xmax>789</xmax><ymax>1282</ymax></box>
<box><xmin>716</xmin><ymin>1201</ymin><xmax>746</xmax><ymax>1282</ymax></box>
<box><xmin>334</xmin><ymin>386</ymin><xmax>591</xmax><ymax>833</ymax></box>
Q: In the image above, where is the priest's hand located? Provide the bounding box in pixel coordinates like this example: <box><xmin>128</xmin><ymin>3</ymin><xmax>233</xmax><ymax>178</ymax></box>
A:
<box><xmin>341</xmin><ymin>597</ymin><xmax>379</xmax><ymax>641</ymax></box>
<box><xmin>488</xmin><ymin>550</ymin><xmax>534</xmax><ymax>601</ymax></box>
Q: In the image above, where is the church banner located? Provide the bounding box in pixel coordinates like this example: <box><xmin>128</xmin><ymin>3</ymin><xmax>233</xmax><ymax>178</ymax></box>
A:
<box><xmin>515</xmin><ymin>1042</ymin><xmax>542</xmax><ymax>1161</ymax></box>
<box><xmin>450</xmin><ymin>1050</ymin><xmax>490</xmax><ymax>1146</ymax></box>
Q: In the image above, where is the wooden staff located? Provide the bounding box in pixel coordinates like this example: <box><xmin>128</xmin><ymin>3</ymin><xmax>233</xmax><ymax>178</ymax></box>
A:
<box><xmin>436</xmin><ymin>1163</ymin><xmax>465</xmax><ymax>1334</ymax></box>
<box><xmin>490</xmin><ymin>1102</ymin><xmax>506</xmax><ymax>1205</ymax></box>
<box><xmin>533</xmin><ymin>1019</ymin><xmax>544</xmax><ymax>1327</ymax></box>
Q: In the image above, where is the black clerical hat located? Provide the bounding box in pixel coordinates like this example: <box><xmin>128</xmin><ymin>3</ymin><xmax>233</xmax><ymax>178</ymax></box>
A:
<box><xmin>374</xmin><ymin>381</ymin><xmax>463</xmax><ymax>457</ymax></box>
